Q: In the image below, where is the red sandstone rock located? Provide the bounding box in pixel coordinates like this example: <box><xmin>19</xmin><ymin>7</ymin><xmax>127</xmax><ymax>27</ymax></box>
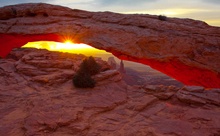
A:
<box><xmin>93</xmin><ymin>70</ymin><xmax>122</xmax><ymax>84</ymax></box>
<box><xmin>0</xmin><ymin>48</ymin><xmax>220</xmax><ymax>136</ymax></box>
<box><xmin>107</xmin><ymin>57</ymin><xmax>117</xmax><ymax>69</ymax></box>
<box><xmin>0</xmin><ymin>3</ymin><xmax>220</xmax><ymax>87</ymax></box>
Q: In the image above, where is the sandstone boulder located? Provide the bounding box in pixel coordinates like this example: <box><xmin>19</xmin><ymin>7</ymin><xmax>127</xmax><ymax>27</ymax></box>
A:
<box><xmin>176</xmin><ymin>87</ymin><xmax>220</xmax><ymax>106</ymax></box>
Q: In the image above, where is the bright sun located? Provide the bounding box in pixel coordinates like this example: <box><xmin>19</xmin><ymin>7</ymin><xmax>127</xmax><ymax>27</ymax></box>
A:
<box><xmin>22</xmin><ymin>40</ymin><xmax>108</xmax><ymax>55</ymax></box>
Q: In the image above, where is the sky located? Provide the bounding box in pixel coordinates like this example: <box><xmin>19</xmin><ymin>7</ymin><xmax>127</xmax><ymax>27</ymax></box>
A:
<box><xmin>0</xmin><ymin>0</ymin><xmax>220</xmax><ymax>26</ymax></box>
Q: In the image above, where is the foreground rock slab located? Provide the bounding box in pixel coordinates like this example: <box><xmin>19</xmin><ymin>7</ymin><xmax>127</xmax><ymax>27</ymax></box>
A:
<box><xmin>0</xmin><ymin>48</ymin><xmax>220</xmax><ymax>136</ymax></box>
<box><xmin>0</xmin><ymin>3</ymin><xmax>220</xmax><ymax>88</ymax></box>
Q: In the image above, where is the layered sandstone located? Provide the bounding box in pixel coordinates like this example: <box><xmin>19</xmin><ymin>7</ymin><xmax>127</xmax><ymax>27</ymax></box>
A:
<box><xmin>0</xmin><ymin>3</ymin><xmax>220</xmax><ymax>88</ymax></box>
<box><xmin>0</xmin><ymin>48</ymin><xmax>220</xmax><ymax>136</ymax></box>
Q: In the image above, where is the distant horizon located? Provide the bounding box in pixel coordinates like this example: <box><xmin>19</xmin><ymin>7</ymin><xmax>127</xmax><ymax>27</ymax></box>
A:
<box><xmin>0</xmin><ymin>0</ymin><xmax>219</xmax><ymax>27</ymax></box>
<box><xmin>23</xmin><ymin>41</ymin><xmax>110</xmax><ymax>55</ymax></box>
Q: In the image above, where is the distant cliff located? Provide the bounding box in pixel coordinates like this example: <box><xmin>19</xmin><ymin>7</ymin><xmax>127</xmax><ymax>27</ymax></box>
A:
<box><xmin>118</xmin><ymin>60</ymin><xmax>126</xmax><ymax>74</ymax></box>
<box><xmin>107</xmin><ymin>57</ymin><xmax>117</xmax><ymax>69</ymax></box>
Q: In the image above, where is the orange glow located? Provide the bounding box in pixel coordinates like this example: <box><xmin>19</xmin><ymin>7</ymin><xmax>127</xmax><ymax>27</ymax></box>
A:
<box><xmin>22</xmin><ymin>41</ymin><xmax>109</xmax><ymax>55</ymax></box>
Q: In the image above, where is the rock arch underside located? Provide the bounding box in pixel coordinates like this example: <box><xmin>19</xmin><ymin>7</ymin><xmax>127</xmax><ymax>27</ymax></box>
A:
<box><xmin>0</xmin><ymin>3</ymin><xmax>220</xmax><ymax>88</ymax></box>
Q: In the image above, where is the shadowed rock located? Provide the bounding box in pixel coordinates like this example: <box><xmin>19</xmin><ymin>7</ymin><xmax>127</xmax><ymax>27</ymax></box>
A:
<box><xmin>0</xmin><ymin>48</ymin><xmax>220</xmax><ymax>136</ymax></box>
<box><xmin>0</xmin><ymin>3</ymin><xmax>220</xmax><ymax>88</ymax></box>
<box><xmin>107</xmin><ymin>57</ymin><xmax>117</xmax><ymax>69</ymax></box>
<box><xmin>118</xmin><ymin>60</ymin><xmax>126</xmax><ymax>74</ymax></box>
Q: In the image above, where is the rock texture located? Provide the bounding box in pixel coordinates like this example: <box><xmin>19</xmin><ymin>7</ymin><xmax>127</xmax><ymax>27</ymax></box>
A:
<box><xmin>107</xmin><ymin>57</ymin><xmax>117</xmax><ymax>69</ymax></box>
<box><xmin>0</xmin><ymin>48</ymin><xmax>220</xmax><ymax>136</ymax></box>
<box><xmin>118</xmin><ymin>60</ymin><xmax>126</xmax><ymax>74</ymax></box>
<box><xmin>0</xmin><ymin>3</ymin><xmax>220</xmax><ymax>88</ymax></box>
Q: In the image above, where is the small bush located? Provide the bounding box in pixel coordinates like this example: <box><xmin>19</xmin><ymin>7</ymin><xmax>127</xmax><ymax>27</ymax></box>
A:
<box><xmin>158</xmin><ymin>15</ymin><xmax>167</xmax><ymax>21</ymax></box>
<box><xmin>73</xmin><ymin>73</ymin><xmax>95</xmax><ymax>88</ymax></box>
<box><xmin>77</xmin><ymin>59</ymin><xmax>89</xmax><ymax>75</ymax></box>
<box><xmin>87</xmin><ymin>56</ymin><xmax>101</xmax><ymax>75</ymax></box>
<box><xmin>72</xmin><ymin>56</ymin><xmax>100</xmax><ymax>88</ymax></box>
<box><xmin>77</xmin><ymin>56</ymin><xmax>101</xmax><ymax>76</ymax></box>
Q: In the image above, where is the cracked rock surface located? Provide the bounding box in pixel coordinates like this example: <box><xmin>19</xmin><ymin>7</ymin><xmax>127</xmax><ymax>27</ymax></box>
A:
<box><xmin>0</xmin><ymin>48</ymin><xmax>220</xmax><ymax>136</ymax></box>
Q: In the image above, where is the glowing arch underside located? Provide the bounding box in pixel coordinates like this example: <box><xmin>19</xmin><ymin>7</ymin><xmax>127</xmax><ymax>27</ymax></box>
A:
<box><xmin>0</xmin><ymin>33</ymin><xmax>219</xmax><ymax>88</ymax></box>
<box><xmin>0</xmin><ymin>3</ymin><xmax>220</xmax><ymax>88</ymax></box>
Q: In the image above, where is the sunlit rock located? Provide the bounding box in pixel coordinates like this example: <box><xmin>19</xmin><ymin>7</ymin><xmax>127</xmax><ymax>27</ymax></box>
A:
<box><xmin>0</xmin><ymin>3</ymin><xmax>220</xmax><ymax>88</ymax></box>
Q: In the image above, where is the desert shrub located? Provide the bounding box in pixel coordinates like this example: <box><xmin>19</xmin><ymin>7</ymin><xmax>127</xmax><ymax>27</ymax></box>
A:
<box><xmin>77</xmin><ymin>58</ymin><xmax>89</xmax><ymax>75</ymax></box>
<box><xmin>158</xmin><ymin>15</ymin><xmax>167</xmax><ymax>21</ymax></box>
<box><xmin>87</xmin><ymin>56</ymin><xmax>101</xmax><ymax>75</ymax></box>
<box><xmin>77</xmin><ymin>56</ymin><xmax>101</xmax><ymax>76</ymax></box>
<box><xmin>73</xmin><ymin>73</ymin><xmax>95</xmax><ymax>88</ymax></box>
<box><xmin>72</xmin><ymin>56</ymin><xmax>100</xmax><ymax>88</ymax></box>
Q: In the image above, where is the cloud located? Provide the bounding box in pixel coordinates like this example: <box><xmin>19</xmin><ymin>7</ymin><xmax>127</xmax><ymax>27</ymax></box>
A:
<box><xmin>202</xmin><ymin>0</ymin><xmax>220</xmax><ymax>4</ymax></box>
<box><xmin>95</xmin><ymin>0</ymin><xmax>157</xmax><ymax>7</ymax></box>
<box><xmin>0</xmin><ymin>0</ymin><xmax>51</xmax><ymax>7</ymax></box>
<box><xmin>49</xmin><ymin>0</ymin><xmax>158</xmax><ymax>12</ymax></box>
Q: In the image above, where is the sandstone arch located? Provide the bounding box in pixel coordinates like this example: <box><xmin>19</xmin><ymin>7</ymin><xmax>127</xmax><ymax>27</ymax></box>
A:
<box><xmin>0</xmin><ymin>3</ymin><xmax>220</xmax><ymax>88</ymax></box>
